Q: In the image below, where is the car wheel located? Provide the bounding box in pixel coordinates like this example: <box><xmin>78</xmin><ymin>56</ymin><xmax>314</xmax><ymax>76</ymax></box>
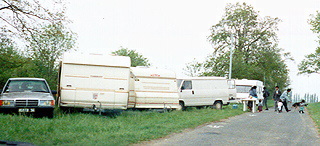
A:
<box><xmin>46</xmin><ymin>110</ymin><xmax>54</xmax><ymax>118</ymax></box>
<box><xmin>214</xmin><ymin>101</ymin><xmax>222</xmax><ymax>110</ymax></box>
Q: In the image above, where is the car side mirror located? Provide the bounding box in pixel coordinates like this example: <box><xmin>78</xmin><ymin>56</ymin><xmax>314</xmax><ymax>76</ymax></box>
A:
<box><xmin>51</xmin><ymin>90</ymin><xmax>57</xmax><ymax>95</ymax></box>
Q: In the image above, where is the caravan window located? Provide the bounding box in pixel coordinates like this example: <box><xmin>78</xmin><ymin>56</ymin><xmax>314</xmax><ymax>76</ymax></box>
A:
<box><xmin>181</xmin><ymin>81</ymin><xmax>192</xmax><ymax>90</ymax></box>
<box><xmin>236</xmin><ymin>85</ymin><xmax>251</xmax><ymax>93</ymax></box>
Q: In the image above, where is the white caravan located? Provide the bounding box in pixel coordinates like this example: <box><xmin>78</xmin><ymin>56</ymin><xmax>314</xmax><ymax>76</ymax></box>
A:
<box><xmin>177</xmin><ymin>77</ymin><xmax>236</xmax><ymax>109</ymax></box>
<box><xmin>128</xmin><ymin>67</ymin><xmax>180</xmax><ymax>110</ymax></box>
<box><xmin>58</xmin><ymin>53</ymin><xmax>131</xmax><ymax>112</ymax></box>
<box><xmin>235</xmin><ymin>79</ymin><xmax>264</xmax><ymax>102</ymax></box>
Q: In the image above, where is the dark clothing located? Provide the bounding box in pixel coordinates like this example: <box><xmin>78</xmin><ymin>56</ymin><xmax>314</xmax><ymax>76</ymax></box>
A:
<box><xmin>280</xmin><ymin>91</ymin><xmax>292</xmax><ymax>112</ymax></box>
<box><xmin>283</xmin><ymin>100</ymin><xmax>290</xmax><ymax>112</ymax></box>
<box><xmin>263</xmin><ymin>89</ymin><xmax>270</xmax><ymax>109</ymax></box>
<box><xmin>273</xmin><ymin>90</ymin><xmax>282</xmax><ymax>101</ymax></box>
<box><xmin>263</xmin><ymin>99</ymin><xmax>268</xmax><ymax>109</ymax></box>
<box><xmin>258</xmin><ymin>106</ymin><xmax>263</xmax><ymax>112</ymax></box>
<box><xmin>273</xmin><ymin>89</ymin><xmax>282</xmax><ymax>111</ymax></box>
<box><xmin>247</xmin><ymin>101</ymin><xmax>253</xmax><ymax>111</ymax></box>
<box><xmin>263</xmin><ymin>90</ymin><xmax>270</xmax><ymax>98</ymax></box>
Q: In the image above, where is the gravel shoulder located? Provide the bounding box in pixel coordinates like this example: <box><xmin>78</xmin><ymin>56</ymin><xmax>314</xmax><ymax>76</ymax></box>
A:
<box><xmin>136</xmin><ymin>107</ymin><xmax>320</xmax><ymax>146</ymax></box>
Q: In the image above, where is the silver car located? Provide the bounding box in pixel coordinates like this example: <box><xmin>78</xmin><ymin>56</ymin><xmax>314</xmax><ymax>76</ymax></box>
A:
<box><xmin>0</xmin><ymin>78</ymin><xmax>56</xmax><ymax>118</ymax></box>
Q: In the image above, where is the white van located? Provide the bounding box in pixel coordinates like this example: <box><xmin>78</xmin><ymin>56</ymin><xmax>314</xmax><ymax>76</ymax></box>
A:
<box><xmin>235</xmin><ymin>79</ymin><xmax>264</xmax><ymax>102</ymax></box>
<box><xmin>58</xmin><ymin>53</ymin><xmax>131</xmax><ymax>112</ymax></box>
<box><xmin>128</xmin><ymin>67</ymin><xmax>180</xmax><ymax>110</ymax></box>
<box><xmin>177</xmin><ymin>77</ymin><xmax>236</xmax><ymax>110</ymax></box>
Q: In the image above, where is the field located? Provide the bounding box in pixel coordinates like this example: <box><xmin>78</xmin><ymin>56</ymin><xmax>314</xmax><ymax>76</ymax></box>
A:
<box><xmin>0</xmin><ymin>105</ymin><xmax>245</xmax><ymax>145</ymax></box>
<box><xmin>307</xmin><ymin>102</ymin><xmax>320</xmax><ymax>133</ymax></box>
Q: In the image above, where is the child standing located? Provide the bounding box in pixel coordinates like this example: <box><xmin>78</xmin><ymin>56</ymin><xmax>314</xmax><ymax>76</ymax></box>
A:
<box><xmin>299</xmin><ymin>100</ymin><xmax>308</xmax><ymax>114</ymax></box>
<box><xmin>258</xmin><ymin>99</ymin><xmax>263</xmax><ymax>112</ymax></box>
<box><xmin>278</xmin><ymin>99</ymin><xmax>283</xmax><ymax>113</ymax></box>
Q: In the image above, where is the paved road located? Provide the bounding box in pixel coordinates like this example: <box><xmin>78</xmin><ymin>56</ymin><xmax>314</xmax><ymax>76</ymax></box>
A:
<box><xmin>139</xmin><ymin>107</ymin><xmax>320</xmax><ymax>146</ymax></box>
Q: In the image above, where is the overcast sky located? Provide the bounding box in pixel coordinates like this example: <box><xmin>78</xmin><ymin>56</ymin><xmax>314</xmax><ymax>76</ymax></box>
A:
<box><xmin>65</xmin><ymin>0</ymin><xmax>320</xmax><ymax>97</ymax></box>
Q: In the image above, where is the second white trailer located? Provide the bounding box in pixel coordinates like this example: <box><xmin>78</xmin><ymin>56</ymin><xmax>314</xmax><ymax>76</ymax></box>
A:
<box><xmin>235</xmin><ymin>79</ymin><xmax>264</xmax><ymax>102</ymax></box>
<box><xmin>128</xmin><ymin>67</ymin><xmax>180</xmax><ymax>110</ymax></box>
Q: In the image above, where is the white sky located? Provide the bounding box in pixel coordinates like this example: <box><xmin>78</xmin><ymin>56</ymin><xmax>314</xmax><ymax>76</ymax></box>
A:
<box><xmin>65</xmin><ymin>0</ymin><xmax>320</xmax><ymax>96</ymax></box>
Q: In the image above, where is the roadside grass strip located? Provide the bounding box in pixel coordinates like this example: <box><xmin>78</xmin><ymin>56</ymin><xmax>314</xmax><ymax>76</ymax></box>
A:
<box><xmin>307</xmin><ymin>102</ymin><xmax>320</xmax><ymax>134</ymax></box>
<box><xmin>0</xmin><ymin>105</ymin><xmax>244</xmax><ymax>145</ymax></box>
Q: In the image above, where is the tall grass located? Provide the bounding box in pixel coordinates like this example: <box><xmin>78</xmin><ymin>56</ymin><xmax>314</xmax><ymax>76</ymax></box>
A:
<box><xmin>307</xmin><ymin>102</ymin><xmax>320</xmax><ymax>133</ymax></box>
<box><xmin>0</xmin><ymin>106</ymin><xmax>244</xmax><ymax>145</ymax></box>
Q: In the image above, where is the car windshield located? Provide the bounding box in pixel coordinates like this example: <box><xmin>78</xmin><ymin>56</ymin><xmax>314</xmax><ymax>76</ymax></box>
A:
<box><xmin>4</xmin><ymin>80</ymin><xmax>50</xmax><ymax>93</ymax></box>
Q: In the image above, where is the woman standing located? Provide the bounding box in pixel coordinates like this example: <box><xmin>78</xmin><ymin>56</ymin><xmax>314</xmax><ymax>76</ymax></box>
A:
<box><xmin>248</xmin><ymin>86</ymin><xmax>258</xmax><ymax>111</ymax></box>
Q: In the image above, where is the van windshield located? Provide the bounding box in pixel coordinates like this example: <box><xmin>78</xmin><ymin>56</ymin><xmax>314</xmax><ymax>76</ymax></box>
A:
<box><xmin>4</xmin><ymin>80</ymin><xmax>50</xmax><ymax>93</ymax></box>
<box><xmin>176</xmin><ymin>79</ymin><xmax>183</xmax><ymax>88</ymax></box>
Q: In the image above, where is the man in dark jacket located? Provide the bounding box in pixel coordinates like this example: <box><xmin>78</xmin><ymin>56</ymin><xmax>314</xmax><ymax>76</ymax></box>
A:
<box><xmin>273</xmin><ymin>86</ymin><xmax>282</xmax><ymax>112</ymax></box>
<box><xmin>263</xmin><ymin>87</ymin><xmax>269</xmax><ymax>110</ymax></box>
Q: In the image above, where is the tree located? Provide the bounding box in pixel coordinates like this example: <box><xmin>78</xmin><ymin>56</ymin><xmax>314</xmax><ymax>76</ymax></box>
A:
<box><xmin>183</xmin><ymin>59</ymin><xmax>203</xmax><ymax>77</ymax></box>
<box><xmin>185</xmin><ymin>2</ymin><xmax>290</xmax><ymax>89</ymax></box>
<box><xmin>298</xmin><ymin>11</ymin><xmax>320</xmax><ymax>74</ymax></box>
<box><xmin>26</xmin><ymin>23</ymin><xmax>76</xmax><ymax>88</ymax></box>
<box><xmin>0</xmin><ymin>37</ymin><xmax>30</xmax><ymax>87</ymax></box>
<box><xmin>0</xmin><ymin>0</ymin><xmax>76</xmax><ymax>88</ymax></box>
<box><xmin>112</xmin><ymin>47</ymin><xmax>150</xmax><ymax>67</ymax></box>
<box><xmin>0</xmin><ymin>0</ymin><xmax>67</xmax><ymax>43</ymax></box>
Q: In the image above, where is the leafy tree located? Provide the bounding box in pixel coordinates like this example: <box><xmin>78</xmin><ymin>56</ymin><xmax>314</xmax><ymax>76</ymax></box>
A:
<box><xmin>0</xmin><ymin>1</ymin><xmax>76</xmax><ymax>88</ymax></box>
<box><xmin>183</xmin><ymin>59</ymin><xmax>203</xmax><ymax>77</ymax></box>
<box><xmin>185</xmin><ymin>2</ymin><xmax>290</xmax><ymax>89</ymax></box>
<box><xmin>298</xmin><ymin>11</ymin><xmax>320</xmax><ymax>74</ymax></box>
<box><xmin>112</xmin><ymin>47</ymin><xmax>150</xmax><ymax>67</ymax></box>
<box><xmin>26</xmin><ymin>23</ymin><xmax>76</xmax><ymax>88</ymax></box>
<box><xmin>0</xmin><ymin>0</ymin><xmax>67</xmax><ymax>43</ymax></box>
<box><xmin>0</xmin><ymin>37</ymin><xmax>29</xmax><ymax>87</ymax></box>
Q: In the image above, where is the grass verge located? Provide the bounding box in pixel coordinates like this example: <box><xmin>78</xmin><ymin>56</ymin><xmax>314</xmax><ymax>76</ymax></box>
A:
<box><xmin>307</xmin><ymin>102</ymin><xmax>320</xmax><ymax>134</ymax></box>
<box><xmin>0</xmin><ymin>105</ymin><xmax>245</xmax><ymax>145</ymax></box>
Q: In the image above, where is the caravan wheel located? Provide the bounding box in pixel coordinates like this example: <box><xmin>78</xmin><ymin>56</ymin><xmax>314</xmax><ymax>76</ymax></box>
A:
<box><xmin>178</xmin><ymin>101</ymin><xmax>186</xmax><ymax>111</ymax></box>
<box><xmin>213</xmin><ymin>101</ymin><xmax>222</xmax><ymax>110</ymax></box>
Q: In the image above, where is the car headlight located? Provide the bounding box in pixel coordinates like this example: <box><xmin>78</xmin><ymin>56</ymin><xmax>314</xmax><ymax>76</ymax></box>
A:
<box><xmin>0</xmin><ymin>100</ymin><xmax>15</xmax><ymax>106</ymax></box>
<box><xmin>39</xmin><ymin>100</ymin><xmax>55</xmax><ymax>106</ymax></box>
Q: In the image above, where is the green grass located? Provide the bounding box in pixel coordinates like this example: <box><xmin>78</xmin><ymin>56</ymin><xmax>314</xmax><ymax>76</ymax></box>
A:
<box><xmin>266</xmin><ymin>98</ymin><xmax>275</xmax><ymax>108</ymax></box>
<box><xmin>0</xmin><ymin>106</ymin><xmax>245</xmax><ymax>145</ymax></box>
<box><xmin>307</xmin><ymin>102</ymin><xmax>320</xmax><ymax>133</ymax></box>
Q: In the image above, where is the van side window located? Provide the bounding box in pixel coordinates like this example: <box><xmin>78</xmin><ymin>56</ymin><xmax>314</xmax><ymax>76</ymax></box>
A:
<box><xmin>181</xmin><ymin>81</ymin><xmax>192</xmax><ymax>90</ymax></box>
<box><xmin>227</xmin><ymin>80</ymin><xmax>235</xmax><ymax>89</ymax></box>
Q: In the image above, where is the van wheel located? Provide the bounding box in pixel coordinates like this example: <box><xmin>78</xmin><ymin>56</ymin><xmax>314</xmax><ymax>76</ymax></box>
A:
<box><xmin>214</xmin><ymin>101</ymin><xmax>222</xmax><ymax>110</ymax></box>
<box><xmin>178</xmin><ymin>102</ymin><xmax>186</xmax><ymax>111</ymax></box>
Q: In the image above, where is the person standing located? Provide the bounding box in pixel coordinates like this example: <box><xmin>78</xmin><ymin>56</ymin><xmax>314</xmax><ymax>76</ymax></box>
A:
<box><xmin>258</xmin><ymin>99</ymin><xmax>263</xmax><ymax>112</ymax></box>
<box><xmin>248</xmin><ymin>86</ymin><xmax>258</xmax><ymax>111</ymax></box>
<box><xmin>262</xmin><ymin>87</ymin><xmax>270</xmax><ymax>110</ymax></box>
<box><xmin>273</xmin><ymin>86</ymin><xmax>282</xmax><ymax>112</ymax></box>
<box><xmin>249</xmin><ymin>86</ymin><xmax>258</xmax><ymax>98</ymax></box>
<box><xmin>280</xmin><ymin>89</ymin><xmax>292</xmax><ymax>112</ymax></box>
